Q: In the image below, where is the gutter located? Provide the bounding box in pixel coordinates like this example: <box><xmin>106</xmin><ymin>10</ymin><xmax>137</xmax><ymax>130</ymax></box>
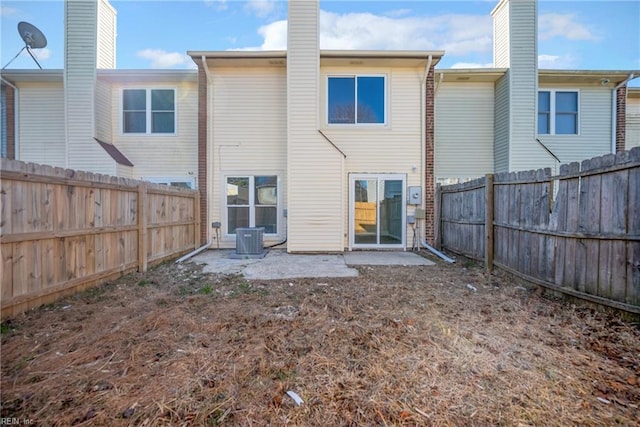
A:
<box><xmin>1</xmin><ymin>76</ymin><xmax>19</xmax><ymax>159</ymax></box>
<box><xmin>611</xmin><ymin>73</ymin><xmax>635</xmax><ymax>153</ymax></box>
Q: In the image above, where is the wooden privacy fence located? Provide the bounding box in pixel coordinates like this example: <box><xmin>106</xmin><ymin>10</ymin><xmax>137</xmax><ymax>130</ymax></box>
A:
<box><xmin>436</xmin><ymin>148</ymin><xmax>640</xmax><ymax>314</ymax></box>
<box><xmin>1</xmin><ymin>159</ymin><xmax>200</xmax><ymax>318</ymax></box>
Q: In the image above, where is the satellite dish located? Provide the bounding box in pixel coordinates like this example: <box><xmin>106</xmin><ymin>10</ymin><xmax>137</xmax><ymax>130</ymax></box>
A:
<box><xmin>2</xmin><ymin>21</ymin><xmax>48</xmax><ymax>70</ymax></box>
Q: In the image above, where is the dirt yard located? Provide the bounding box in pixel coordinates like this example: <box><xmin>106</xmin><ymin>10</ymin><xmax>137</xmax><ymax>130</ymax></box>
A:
<box><xmin>1</xmin><ymin>253</ymin><xmax>639</xmax><ymax>426</ymax></box>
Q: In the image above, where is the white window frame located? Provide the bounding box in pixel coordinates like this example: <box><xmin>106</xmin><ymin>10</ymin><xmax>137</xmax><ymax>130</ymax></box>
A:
<box><xmin>121</xmin><ymin>88</ymin><xmax>177</xmax><ymax>135</ymax></box>
<box><xmin>224</xmin><ymin>174</ymin><xmax>280</xmax><ymax>237</ymax></box>
<box><xmin>144</xmin><ymin>176</ymin><xmax>196</xmax><ymax>189</ymax></box>
<box><xmin>537</xmin><ymin>89</ymin><xmax>580</xmax><ymax>136</ymax></box>
<box><xmin>326</xmin><ymin>74</ymin><xmax>388</xmax><ymax>126</ymax></box>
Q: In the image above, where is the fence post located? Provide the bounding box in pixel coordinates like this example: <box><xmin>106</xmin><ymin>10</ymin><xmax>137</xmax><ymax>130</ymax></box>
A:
<box><xmin>485</xmin><ymin>174</ymin><xmax>494</xmax><ymax>272</ymax></box>
<box><xmin>194</xmin><ymin>189</ymin><xmax>201</xmax><ymax>248</ymax></box>
<box><xmin>137</xmin><ymin>182</ymin><xmax>148</xmax><ymax>272</ymax></box>
<box><xmin>434</xmin><ymin>183</ymin><xmax>442</xmax><ymax>249</ymax></box>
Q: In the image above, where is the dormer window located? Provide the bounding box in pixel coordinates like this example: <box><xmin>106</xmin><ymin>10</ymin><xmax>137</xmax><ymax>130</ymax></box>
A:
<box><xmin>327</xmin><ymin>75</ymin><xmax>386</xmax><ymax>125</ymax></box>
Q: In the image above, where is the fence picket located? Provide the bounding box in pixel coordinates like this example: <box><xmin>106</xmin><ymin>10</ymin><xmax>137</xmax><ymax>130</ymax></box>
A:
<box><xmin>1</xmin><ymin>159</ymin><xmax>198</xmax><ymax>318</ymax></box>
<box><xmin>438</xmin><ymin>148</ymin><xmax>640</xmax><ymax>314</ymax></box>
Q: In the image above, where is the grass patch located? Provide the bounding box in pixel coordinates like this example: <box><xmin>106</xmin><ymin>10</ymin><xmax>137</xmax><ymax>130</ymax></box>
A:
<box><xmin>198</xmin><ymin>285</ymin><xmax>213</xmax><ymax>295</ymax></box>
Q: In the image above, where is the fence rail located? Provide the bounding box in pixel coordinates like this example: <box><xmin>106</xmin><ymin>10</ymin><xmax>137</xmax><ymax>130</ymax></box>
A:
<box><xmin>1</xmin><ymin>159</ymin><xmax>200</xmax><ymax>318</ymax></box>
<box><xmin>436</xmin><ymin>148</ymin><xmax>640</xmax><ymax>314</ymax></box>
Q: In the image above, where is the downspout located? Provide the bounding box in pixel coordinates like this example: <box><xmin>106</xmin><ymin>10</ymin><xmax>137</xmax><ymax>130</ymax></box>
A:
<box><xmin>1</xmin><ymin>76</ymin><xmax>19</xmax><ymax>160</ymax></box>
<box><xmin>611</xmin><ymin>73</ymin><xmax>634</xmax><ymax>153</ymax></box>
<box><xmin>420</xmin><ymin>55</ymin><xmax>432</xmax><ymax>251</ymax></box>
<box><xmin>201</xmin><ymin>56</ymin><xmax>213</xmax><ymax>247</ymax></box>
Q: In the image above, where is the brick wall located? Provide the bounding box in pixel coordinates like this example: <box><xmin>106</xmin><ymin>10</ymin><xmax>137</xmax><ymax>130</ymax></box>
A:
<box><xmin>196</xmin><ymin>59</ymin><xmax>209</xmax><ymax>245</ymax></box>
<box><xmin>616</xmin><ymin>85</ymin><xmax>626</xmax><ymax>153</ymax></box>
<box><xmin>424</xmin><ymin>65</ymin><xmax>435</xmax><ymax>244</ymax></box>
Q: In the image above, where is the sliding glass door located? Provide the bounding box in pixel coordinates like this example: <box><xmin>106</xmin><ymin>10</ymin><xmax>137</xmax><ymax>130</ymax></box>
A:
<box><xmin>349</xmin><ymin>174</ymin><xmax>405</xmax><ymax>249</ymax></box>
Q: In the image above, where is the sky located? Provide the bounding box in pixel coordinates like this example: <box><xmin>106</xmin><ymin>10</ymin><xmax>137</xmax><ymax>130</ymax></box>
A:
<box><xmin>1</xmin><ymin>0</ymin><xmax>639</xmax><ymax>85</ymax></box>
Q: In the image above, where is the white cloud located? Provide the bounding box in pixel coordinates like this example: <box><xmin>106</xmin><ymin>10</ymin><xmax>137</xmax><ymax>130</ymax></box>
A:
<box><xmin>137</xmin><ymin>49</ymin><xmax>194</xmax><ymax>68</ymax></box>
<box><xmin>238</xmin><ymin>10</ymin><xmax>493</xmax><ymax>54</ymax></box>
<box><xmin>383</xmin><ymin>9</ymin><xmax>412</xmax><ymax>18</ymax></box>
<box><xmin>1</xmin><ymin>6</ymin><xmax>18</xmax><ymax>16</ymax></box>
<box><xmin>245</xmin><ymin>0</ymin><xmax>276</xmax><ymax>18</ymax></box>
<box><xmin>32</xmin><ymin>47</ymin><xmax>51</xmax><ymax>61</ymax></box>
<box><xmin>538</xmin><ymin>54</ymin><xmax>577</xmax><ymax>69</ymax></box>
<box><xmin>451</xmin><ymin>62</ymin><xmax>493</xmax><ymax>69</ymax></box>
<box><xmin>204</xmin><ymin>0</ymin><xmax>227</xmax><ymax>12</ymax></box>
<box><xmin>539</xmin><ymin>13</ymin><xmax>598</xmax><ymax>41</ymax></box>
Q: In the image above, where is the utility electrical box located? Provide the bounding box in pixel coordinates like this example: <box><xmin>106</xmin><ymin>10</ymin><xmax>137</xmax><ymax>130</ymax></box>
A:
<box><xmin>408</xmin><ymin>186</ymin><xmax>422</xmax><ymax>205</ymax></box>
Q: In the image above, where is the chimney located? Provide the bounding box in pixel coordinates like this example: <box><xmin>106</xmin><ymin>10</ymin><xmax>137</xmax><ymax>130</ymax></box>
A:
<box><xmin>491</xmin><ymin>0</ymin><xmax>540</xmax><ymax>172</ymax></box>
<box><xmin>64</xmin><ymin>0</ymin><xmax>116</xmax><ymax>174</ymax></box>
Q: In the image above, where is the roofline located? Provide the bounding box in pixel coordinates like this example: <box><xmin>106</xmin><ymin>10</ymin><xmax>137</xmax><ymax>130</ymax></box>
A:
<box><xmin>1</xmin><ymin>69</ymin><xmax>63</xmax><ymax>83</ymax></box>
<box><xmin>436</xmin><ymin>68</ymin><xmax>508</xmax><ymax>75</ymax></box>
<box><xmin>188</xmin><ymin>50</ymin><xmax>445</xmax><ymax>60</ymax></box>
<box><xmin>188</xmin><ymin>50</ymin><xmax>287</xmax><ymax>59</ymax></box>
<box><xmin>538</xmin><ymin>69</ymin><xmax>639</xmax><ymax>77</ymax></box>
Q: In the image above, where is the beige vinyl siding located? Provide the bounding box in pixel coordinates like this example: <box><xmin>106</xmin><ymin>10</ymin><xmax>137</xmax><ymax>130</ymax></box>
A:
<box><xmin>435</xmin><ymin>82</ymin><xmax>494</xmax><ymax>180</ymax></box>
<box><xmin>65</xmin><ymin>0</ymin><xmax>115</xmax><ymax>175</ymax></box>
<box><xmin>627</xmin><ymin>96</ymin><xmax>640</xmax><ymax>149</ymax></box>
<box><xmin>96</xmin><ymin>0</ymin><xmax>116</xmax><ymax>69</ymax></box>
<box><xmin>505</xmin><ymin>0</ymin><xmax>543</xmax><ymax>172</ymax></box>
<box><xmin>494</xmin><ymin>74</ymin><xmax>510</xmax><ymax>172</ymax></box>
<box><xmin>539</xmin><ymin>86</ymin><xmax>613</xmax><ymax>164</ymax></box>
<box><xmin>95</xmin><ymin>79</ymin><xmax>112</xmax><ymax>142</ymax></box>
<box><xmin>17</xmin><ymin>83</ymin><xmax>66</xmax><ymax>167</ymax></box>
<box><xmin>287</xmin><ymin>0</ymin><xmax>344</xmax><ymax>252</ymax></box>
<box><xmin>209</xmin><ymin>67</ymin><xmax>287</xmax><ymax>247</ymax></box>
<box><xmin>109</xmin><ymin>80</ymin><xmax>198</xmax><ymax>180</ymax></box>
<box><xmin>492</xmin><ymin>0</ymin><xmax>510</xmax><ymax>68</ymax></box>
<box><xmin>116</xmin><ymin>164</ymin><xmax>134</xmax><ymax>178</ymax></box>
<box><xmin>321</xmin><ymin>66</ymin><xmax>423</xmax><ymax>248</ymax></box>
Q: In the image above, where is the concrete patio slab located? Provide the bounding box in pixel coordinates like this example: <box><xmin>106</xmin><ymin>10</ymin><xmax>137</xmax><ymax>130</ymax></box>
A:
<box><xmin>344</xmin><ymin>251</ymin><xmax>435</xmax><ymax>266</ymax></box>
<box><xmin>191</xmin><ymin>249</ymin><xmax>358</xmax><ymax>280</ymax></box>
<box><xmin>190</xmin><ymin>249</ymin><xmax>434</xmax><ymax>280</ymax></box>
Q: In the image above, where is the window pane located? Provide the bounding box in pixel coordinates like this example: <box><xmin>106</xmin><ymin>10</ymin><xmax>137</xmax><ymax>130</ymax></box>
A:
<box><xmin>151</xmin><ymin>89</ymin><xmax>174</xmax><ymax>111</ymax></box>
<box><xmin>538</xmin><ymin>91</ymin><xmax>550</xmax><ymax>112</ymax></box>
<box><xmin>556</xmin><ymin>114</ymin><xmax>577</xmax><ymax>134</ymax></box>
<box><xmin>255</xmin><ymin>176</ymin><xmax>277</xmax><ymax>205</ymax></box>
<box><xmin>227</xmin><ymin>177</ymin><xmax>249</xmax><ymax>205</ymax></box>
<box><xmin>328</xmin><ymin>77</ymin><xmax>355</xmax><ymax>124</ymax></box>
<box><xmin>228</xmin><ymin>207</ymin><xmax>249</xmax><ymax>234</ymax></box>
<box><xmin>357</xmin><ymin>76</ymin><xmax>385</xmax><ymax>124</ymax></box>
<box><xmin>556</xmin><ymin>92</ymin><xmax>577</xmax><ymax>113</ymax></box>
<box><xmin>256</xmin><ymin>207</ymin><xmax>277</xmax><ymax>234</ymax></box>
<box><xmin>538</xmin><ymin>113</ymin><xmax>550</xmax><ymax>134</ymax></box>
<box><xmin>123</xmin><ymin>111</ymin><xmax>146</xmax><ymax>133</ymax></box>
<box><xmin>152</xmin><ymin>112</ymin><xmax>175</xmax><ymax>133</ymax></box>
<box><xmin>123</xmin><ymin>89</ymin><xmax>146</xmax><ymax>110</ymax></box>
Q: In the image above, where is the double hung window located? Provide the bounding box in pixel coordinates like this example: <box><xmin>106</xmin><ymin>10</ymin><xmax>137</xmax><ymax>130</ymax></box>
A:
<box><xmin>123</xmin><ymin>89</ymin><xmax>175</xmax><ymax>134</ymax></box>
<box><xmin>226</xmin><ymin>176</ymin><xmax>278</xmax><ymax>234</ymax></box>
<box><xmin>538</xmin><ymin>90</ymin><xmax>578</xmax><ymax>135</ymax></box>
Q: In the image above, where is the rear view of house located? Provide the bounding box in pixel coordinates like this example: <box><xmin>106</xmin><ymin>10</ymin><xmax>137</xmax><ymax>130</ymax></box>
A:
<box><xmin>2</xmin><ymin>0</ymin><xmax>638</xmax><ymax>254</ymax></box>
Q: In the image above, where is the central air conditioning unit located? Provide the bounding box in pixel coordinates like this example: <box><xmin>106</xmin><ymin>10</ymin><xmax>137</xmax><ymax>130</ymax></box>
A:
<box><xmin>235</xmin><ymin>227</ymin><xmax>265</xmax><ymax>255</ymax></box>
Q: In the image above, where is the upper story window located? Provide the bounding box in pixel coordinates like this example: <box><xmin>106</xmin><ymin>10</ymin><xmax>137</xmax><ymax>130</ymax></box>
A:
<box><xmin>328</xmin><ymin>75</ymin><xmax>386</xmax><ymax>125</ymax></box>
<box><xmin>538</xmin><ymin>90</ymin><xmax>578</xmax><ymax>135</ymax></box>
<box><xmin>122</xmin><ymin>88</ymin><xmax>175</xmax><ymax>134</ymax></box>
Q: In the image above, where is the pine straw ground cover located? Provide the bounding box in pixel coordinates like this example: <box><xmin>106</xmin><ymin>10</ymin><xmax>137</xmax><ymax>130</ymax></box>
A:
<box><xmin>1</xmin><ymin>254</ymin><xmax>639</xmax><ymax>426</ymax></box>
